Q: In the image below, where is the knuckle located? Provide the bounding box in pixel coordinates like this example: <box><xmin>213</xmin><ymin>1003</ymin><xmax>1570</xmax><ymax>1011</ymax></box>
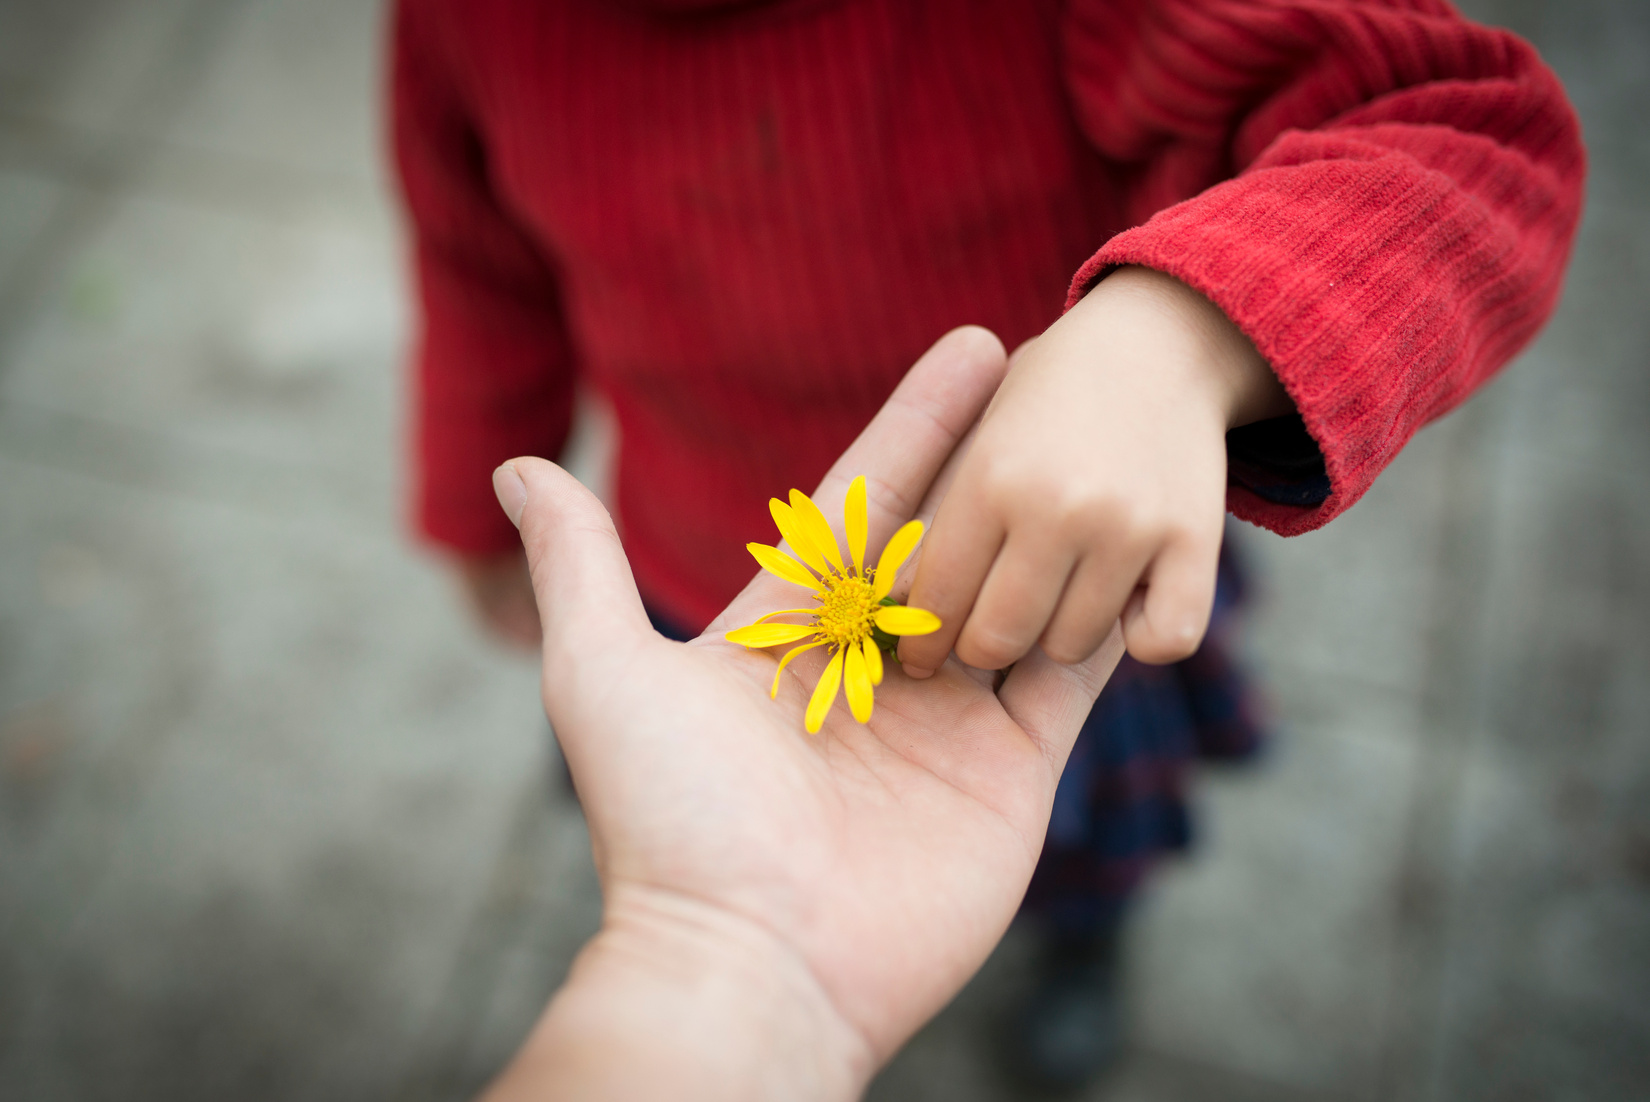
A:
<box><xmin>958</xmin><ymin>624</ymin><xmax>1026</xmax><ymax>671</ymax></box>
<box><xmin>1047</xmin><ymin>487</ymin><xmax>1098</xmax><ymax>531</ymax></box>
<box><xmin>1050</xmin><ymin>486</ymin><xmax>1159</xmax><ymax>547</ymax></box>
<box><xmin>901</xmin><ymin>632</ymin><xmax>943</xmax><ymax>660</ymax></box>
<box><xmin>976</xmin><ymin>454</ymin><xmax>1029</xmax><ymax>510</ymax></box>
<box><xmin>1042</xmin><ymin>632</ymin><xmax>1095</xmax><ymax>666</ymax></box>
<box><xmin>862</xmin><ymin>471</ymin><xmax>917</xmax><ymax>525</ymax></box>
<box><xmin>1159</xmin><ymin>517</ymin><xmax>1210</xmax><ymax>552</ymax></box>
<box><xmin>949</xmin><ymin>324</ymin><xmax>1007</xmax><ymax>364</ymax></box>
<box><xmin>1126</xmin><ymin>622</ymin><xmax>1203</xmax><ymax>665</ymax></box>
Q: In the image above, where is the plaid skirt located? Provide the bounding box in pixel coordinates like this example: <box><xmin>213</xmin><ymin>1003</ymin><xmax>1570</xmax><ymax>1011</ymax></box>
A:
<box><xmin>1022</xmin><ymin>544</ymin><xmax>1266</xmax><ymax>933</ymax></box>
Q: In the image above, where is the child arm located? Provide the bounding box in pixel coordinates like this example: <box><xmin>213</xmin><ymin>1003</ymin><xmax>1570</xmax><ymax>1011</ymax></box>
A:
<box><xmin>1062</xmin><ymin>0</ymin><xmax>1586</xmax><ymax>532</ymax></box>
<box><xmin>391</xmin><ymin>0</ymin><xmax>581</xmax><ymax>562</ymax></box>
<box><xmin>901</xmin><ymin>0</ymin><xmax>1584</xmax><ymax>675</ymax></box>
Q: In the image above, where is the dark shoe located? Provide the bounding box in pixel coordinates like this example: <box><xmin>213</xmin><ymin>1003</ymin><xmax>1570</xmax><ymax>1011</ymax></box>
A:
<box><xmin>1002</xmin><ymin>928</ymin><xmax>1125</xmax><ymax>1094</ymax></box>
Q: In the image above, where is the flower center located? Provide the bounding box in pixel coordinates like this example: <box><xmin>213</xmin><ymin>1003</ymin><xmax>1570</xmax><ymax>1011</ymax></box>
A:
<box><xmin>814</xmin><ymin>572</ymin><xmax>877</xmax><ymax>649</ymax></box>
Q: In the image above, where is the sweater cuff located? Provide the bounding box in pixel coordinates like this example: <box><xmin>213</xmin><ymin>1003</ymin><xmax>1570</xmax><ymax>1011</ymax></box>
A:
<box><xmin>1068</xmin><ymin>156</ymin><xmax>1502</xmax><ymax>537</ymax></box>
<box><xmin>416</xmin><ymin>484</ymin><xmax>530</xmax><ymax>559</ymax></box>
<box><xmin>413</xmin><ymin>381</ymin><xmax>577</xmax><ymax>558</ymax></box>
<box><xmin>1226</xmin><ymin>415</ymin><xmax>1331</xmax><ymax>509</ymax></box>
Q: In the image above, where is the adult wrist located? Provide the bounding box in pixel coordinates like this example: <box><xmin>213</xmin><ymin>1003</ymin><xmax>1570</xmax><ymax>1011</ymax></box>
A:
<box><xmin>484</xmin><ymin>885</ymin><xmax>872</xmax><ymax>1102</ymax></box>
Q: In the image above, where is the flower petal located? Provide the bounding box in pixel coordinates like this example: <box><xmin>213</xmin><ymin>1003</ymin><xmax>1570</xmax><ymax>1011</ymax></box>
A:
<box><xmin>769</xmin><ymin>499</ymin><xmax>832</xmax><ymax>577</ymax></box>
<box><xmin>789</xmin><ymin>489</ymin><xmax>845</xmax><ymax>575</ymax></box>
<box><xmin>844</xmin><ymin>476</ymin><xmax>868</xmax><ymax>577</ymax></box>
<box><xmin>844</xmin><ymin>642</ymin><xmax>874</xmax><ymax>723</ymax></box>
<box><xmin>747</xmin><ymin>543</ymin><xmax>824</xmax><ymax>591</ymax></box>
<box><xmin>725</xmin><ymin>623</ymin><xmax>820</xmax><ymax>648</ymax></box>
<box><xmin>871</xmin><ymin>519</ymin><xmax>924</xmax><ymax>600</ymax></box>
<box><xmin>861</xmin><ymin>636</ymin><xmax>884</xmax><ymax>686</ymax></box>
<box><xmin>752</xmin><ymin>607</ymin><xmax>819</xmax><ymax>625</ymax></box>
<box><xmin>874</xmin><ymin>604</ymin><xmax>942</xmax><ymax>636</ymax></box>
<box><xmin>771</xmin><ymin>638</ymin><xmax>828</xmax><ymax>699</ymax></box>
<box><xmin>804</xmin><ymin>647</ymin><xmax>845</xmax><ymax>733</ymax></box>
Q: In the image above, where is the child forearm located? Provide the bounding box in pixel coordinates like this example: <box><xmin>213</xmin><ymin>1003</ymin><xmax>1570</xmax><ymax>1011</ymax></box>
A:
<box><xmin>1064</xmin><ymin>266</ymin><xmax>1294</xmax><ymax>430</ymax></box>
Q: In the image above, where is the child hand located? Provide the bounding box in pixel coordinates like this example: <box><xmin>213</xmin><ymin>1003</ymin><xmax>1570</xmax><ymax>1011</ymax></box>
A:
<box><xmin>900</xmin><ymin>266</ymin><xmax>1293</xmax><ymax>675</ymax></box>
<box><xmin>451</xmin><ymin>549</ymin><xmax>542</xmax><ymax>650</ymax></box>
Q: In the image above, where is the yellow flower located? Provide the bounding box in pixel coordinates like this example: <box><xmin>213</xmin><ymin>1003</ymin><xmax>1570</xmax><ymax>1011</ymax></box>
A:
<box><xmin>725</xmin><ymin>476</ymin><xmax>942</xmax><ymax>733</ymax></box>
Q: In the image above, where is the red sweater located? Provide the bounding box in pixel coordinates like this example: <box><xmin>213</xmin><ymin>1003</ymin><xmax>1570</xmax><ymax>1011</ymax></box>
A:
<box><xmin>392</xmin><ymin>0</ymin><xmax>1583</xmax><ymax>631</ymax></box>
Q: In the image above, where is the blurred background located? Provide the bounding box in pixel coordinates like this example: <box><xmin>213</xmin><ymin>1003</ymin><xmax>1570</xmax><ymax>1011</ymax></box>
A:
<box><xmin>0</xmin><ymin>0</ymin><xmax>1645</xmax><ymax>1099</ymax></box>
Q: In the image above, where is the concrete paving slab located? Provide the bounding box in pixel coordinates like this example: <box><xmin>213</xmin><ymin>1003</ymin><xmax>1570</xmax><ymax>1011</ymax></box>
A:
<box><xmin>1241</xmin><ymin>418</ymin><xmax>1459</xmax><ymax>706</ymax></box>
<box><xmin>0</xmin><ymin>168</ymin><xmax>72</xmax><ymax>295</ymax></box>
<box><xmin>858</xmin><ymin>680</ymin><xmax>1420</xmax><ymax>1102</ymax></box>
<box><xmin>391</xmin><ymin>786</ymin><xmax>602</xmax><ymax>1102</ymax></box>
<box><xmin>0</xmin><ymin>188</ymin><xmax>404</xmax><ymax>517</ymax></box>
<box><xmin>0</xmin><ymin>455</ymin><xmax>551</xmax><ymax>1100</ymax></box>
<box><xmin>1425</xmin><ymin>740</ymin><xmax>1650</xmax><ymax>1102</ymax></box>
<box><xmin>1131</xmin><ymin>685</ymin><xmax>1421</xmax><ymax>1096</ymax></box>
<box><xmin>155</xmin><ymin>0</ymin><xmax>388</xmax><ymax>187</ymax></box>
<box><xmin>1409</xmin><ymin>223</ymin><xmax>1650</xmax><ymax>1102</ymax></box>
<box><xmin>0</xmin><ymin>0</ymin><xmax>202</xmax><ymax>143</ymax></box>
<box><xmin>1454</xmin><ymin>0</ymin><xmax>1650</xmax><ymax>211</ymax></box>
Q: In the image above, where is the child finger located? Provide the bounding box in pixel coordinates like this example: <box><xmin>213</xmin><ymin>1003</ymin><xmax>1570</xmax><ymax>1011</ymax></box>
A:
<box><xmin>952</xmin><ymin>534</ymin><xmax>1078</xmax><ymax>671</ymax></box>
<box><xmin>1037</xmin><ymin>550</ymin><xmax>1146</xmax><ymax>666</ymax></box>
<box><xmin>1032</xmin><ymin>532</ymin><xmax>1157</xmax><ymax>663</ymax></box>
<box><xmin>1120</xmin><ymin>531</ymin><xmax>1221</xmax><ymax>664</ymax></box>
<box><xmin>857</xmin><ymin>416</ymin><xmax>983</xmax><ymax>612</ymax></box>
<box><xmin>897</xmin><ymin>481</ymin><xmax>1004</xmax><ymax>675</ymax></box>
<box><xmin>878</xmin><ymin>419</ymin><xmax>980</xmax><ymax>600</ymax></box>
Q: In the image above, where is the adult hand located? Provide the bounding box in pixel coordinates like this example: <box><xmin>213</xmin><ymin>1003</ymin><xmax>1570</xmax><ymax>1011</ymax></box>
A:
<box><xmin>483</xmin><ymin>327</ymin><xmax>1125</xmax><ymax>1101</ymax></box>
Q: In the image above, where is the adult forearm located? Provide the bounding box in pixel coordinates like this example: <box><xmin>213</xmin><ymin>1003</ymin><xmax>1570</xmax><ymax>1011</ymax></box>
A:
<box><xmin>481</xmin><ymin>888</ymin><xmax>872</xmax><ymax>1102</ymax></box>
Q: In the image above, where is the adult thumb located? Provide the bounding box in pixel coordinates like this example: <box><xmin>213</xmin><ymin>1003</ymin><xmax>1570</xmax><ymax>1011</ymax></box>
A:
<box><xmin>493</xmin><ymin>458</ymin><xmax>652</xmax><ymax>667</ymax></box>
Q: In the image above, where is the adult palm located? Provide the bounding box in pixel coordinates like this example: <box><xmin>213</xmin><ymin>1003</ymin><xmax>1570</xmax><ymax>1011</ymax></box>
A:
<box><xmin>493</xmin><ymin>328</ymin><xmax>1122</xmax><ymax>1096</ymax></box>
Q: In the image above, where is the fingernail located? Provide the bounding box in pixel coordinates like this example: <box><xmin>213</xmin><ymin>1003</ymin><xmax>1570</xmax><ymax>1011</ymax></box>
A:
<box><xmin>493</xmin><ymin>463</ymin><xmax>527</xmax><ymax>528</ymax></box>
<box><xmin>904</xmin><ymin>665</ymin><xmax>935</xmax><ymax>680</ymax></box>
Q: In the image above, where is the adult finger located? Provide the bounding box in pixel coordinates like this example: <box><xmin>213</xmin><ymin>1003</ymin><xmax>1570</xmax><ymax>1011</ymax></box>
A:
<box><xmin>997</xmin><ymin>624</ymin><xmax>1126</xmax><ymax>777</ymax></box>
<box><xmin>812</xmin><ymin>325</ymin><xmax>1007</xmax><ymax>542</ymax></box>
<box><xmin>869</xmin><ymin>418</ymin><xmax>981</xmax><ymax>604</ymax></box>
<box><xmin>495</xmin><ymin>457</ymin><xmax>653</xmax><ymax>677</ymax></box>
<box><xmin>708</xmin><ymin>327</ymin><xmax>1007</xmax><ymax>634</ymax></box>
<box><xmin>871</xmin><ymin>338</ymin><xmax>1023</xmax><ymax>610</ymax></box>
<box><xmin>896</xmin><ymin>338</ymin><xmax>1046</xmax><ymax>675</ymax></box>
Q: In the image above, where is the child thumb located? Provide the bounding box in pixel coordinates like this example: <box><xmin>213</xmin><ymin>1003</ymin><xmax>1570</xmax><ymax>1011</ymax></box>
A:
<box><xmin>493</xmin><ymin>458</ymin><xmax>652</xmax><ymax>661</ymax></box>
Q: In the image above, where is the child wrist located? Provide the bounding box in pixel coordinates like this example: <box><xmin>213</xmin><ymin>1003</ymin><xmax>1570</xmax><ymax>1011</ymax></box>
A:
<box><xmin>1086</xmin><ymin>265</ymin><xmax>1292</xmax><ymax>428</ymax></box>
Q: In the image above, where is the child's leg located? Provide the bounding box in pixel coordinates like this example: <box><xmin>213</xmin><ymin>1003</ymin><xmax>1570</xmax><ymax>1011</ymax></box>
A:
<box><xmin>1006</xmin><ymin>542</ymin><xmax>1266</xmax><ymax>1089</ymax></box>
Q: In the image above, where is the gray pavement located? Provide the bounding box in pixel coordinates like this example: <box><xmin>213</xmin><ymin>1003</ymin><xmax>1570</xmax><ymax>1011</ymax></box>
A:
<box><xmin>0</xmin><ymin>1</ymin><xmax>1645</xmax><ymax>1099</ymax></box>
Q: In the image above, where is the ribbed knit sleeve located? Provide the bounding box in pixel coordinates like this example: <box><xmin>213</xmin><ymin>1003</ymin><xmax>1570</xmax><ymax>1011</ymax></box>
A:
<box><xmin>391</xmin><ymin>0</ymin><xmax>580</xmax><ymax>555</ymax></box>
<box><xmin>1062</xmin><ymin>0</ymin><xmax>1585</xmax><ymax>535</ymax></box>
